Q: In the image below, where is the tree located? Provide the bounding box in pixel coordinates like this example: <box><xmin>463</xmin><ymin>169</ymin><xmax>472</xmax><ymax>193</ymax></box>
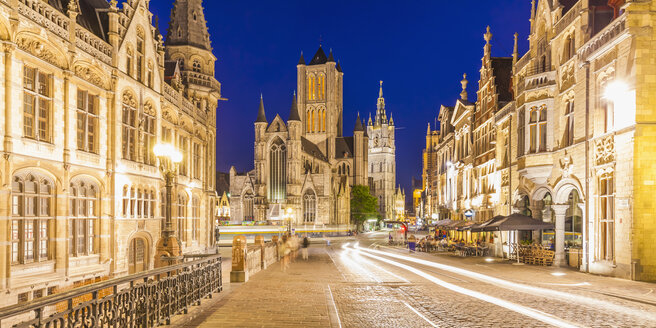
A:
<box><xmin>350</xmin><ymin>185</ymin><xmax>378</xmax><ymax>231</ymax></box>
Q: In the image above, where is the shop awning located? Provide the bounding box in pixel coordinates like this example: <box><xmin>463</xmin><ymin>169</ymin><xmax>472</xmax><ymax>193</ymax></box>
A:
<box><xmin>433</xmin><ymin>219</ymin><xmax>454</xmax><ymax>228</ymax></box>
<box><xmin>481</xmin><ymin>213</ymin><xmax>554</xmax><ymax>232</ymax></box>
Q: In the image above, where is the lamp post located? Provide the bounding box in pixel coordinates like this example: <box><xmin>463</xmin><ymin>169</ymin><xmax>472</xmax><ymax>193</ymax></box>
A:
<box><xmin>153</xmin><ymin>143</ymin><xmax>183</xmax><ymax>268</ymax></box>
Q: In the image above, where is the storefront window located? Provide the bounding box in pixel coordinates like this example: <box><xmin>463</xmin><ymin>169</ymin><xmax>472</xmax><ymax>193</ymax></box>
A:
<box><xmin>565</xmin><ymin>190</ymin><xmax>582</xmax><ymax>247</ymax></box>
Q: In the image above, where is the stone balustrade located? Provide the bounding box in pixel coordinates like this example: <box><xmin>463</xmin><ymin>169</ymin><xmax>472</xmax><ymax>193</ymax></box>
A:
<box><xmin>230</xmin><ymin>235</ymin><xmax>296</xmax><ymax>283</ymax></box>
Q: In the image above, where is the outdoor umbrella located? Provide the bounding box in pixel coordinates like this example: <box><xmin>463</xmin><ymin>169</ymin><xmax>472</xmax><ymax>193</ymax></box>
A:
<box><xmin>482</xmin><ymin>213</ymin><xmax>555</xmax><ymax>263</ymax></box>
<box><xmin>470</xmin><ymin>215</ymin><xmax>505</xmax><ymax>232</ymax></box>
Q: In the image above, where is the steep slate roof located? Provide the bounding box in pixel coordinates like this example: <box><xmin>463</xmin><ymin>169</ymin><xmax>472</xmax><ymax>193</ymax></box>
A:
<box><xmin>166</xmin><ymin>0</ymin><xmax>212</xmax><ymax>51</ymax></box>
<box><xmin>491</xmin><ymin>57</ymin><xmax>514</xmax><ymax>102</ymax></box>
<box><xmin>298</xmin><ymin>52</ymin><xmax>306</xmax><ymax>65</ymax></box>
<box><xmin>309</xmin><ymin>46</ymin><xmax>328</xmax><ymax>65</ymax></box>
<box><xmin>301</xmin><ymin>137</ymin><xmax>328</xmax><ymax>162</ymax></box>
<box><xmin>48</xmin><ymin>0</ymin><xmax>110</xmax><ymax>41</ymax></box>
<box><xmin>335</xmin><ymin>137</ymin><xmax>354</xmax><ymax>158</ymax></box>
<box><xmin>353</xmin><ymin>114</ymin><xmax>364</xmax><ymax>132</ymax></box>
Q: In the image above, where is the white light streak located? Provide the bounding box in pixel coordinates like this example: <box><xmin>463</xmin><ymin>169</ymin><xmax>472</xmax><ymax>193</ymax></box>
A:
<box><xmin>354</xmin><ymin>248</ymin><xmax>580</xmax><ymax>328</ymax></box>
<box><xmin>402</xmin><ymin>301</ymin><xmax>439</xmax><ymax>328</ymax></box>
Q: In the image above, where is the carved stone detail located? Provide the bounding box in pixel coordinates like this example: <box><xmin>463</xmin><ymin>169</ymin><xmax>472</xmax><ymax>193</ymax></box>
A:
<box><xmin>595</xmin><ymin>135</ymin><xmax>615</xmax><ymax>166</ymax></box>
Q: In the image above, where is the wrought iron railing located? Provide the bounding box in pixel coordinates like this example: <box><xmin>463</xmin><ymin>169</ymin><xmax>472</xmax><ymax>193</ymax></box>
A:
<box><xmin>0</xmin><ymin>255</ymin><xmax>223</xmax><ymax>328</ymax></box>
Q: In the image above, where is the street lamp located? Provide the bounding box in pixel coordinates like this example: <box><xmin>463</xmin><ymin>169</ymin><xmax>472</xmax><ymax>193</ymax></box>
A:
<box><xmin>153</xmin><ymin>143</ymin><xmax>183</xmax><ymax>268</ymax></box>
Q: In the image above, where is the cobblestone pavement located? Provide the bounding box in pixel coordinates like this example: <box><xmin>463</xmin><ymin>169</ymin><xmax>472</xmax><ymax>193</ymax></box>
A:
<box><xmin>183</xmin><ymin>233</ymin><xmax>656</xmax><ymax>328</ymax></box>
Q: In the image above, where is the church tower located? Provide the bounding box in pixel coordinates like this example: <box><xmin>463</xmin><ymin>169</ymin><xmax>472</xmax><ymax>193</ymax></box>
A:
<box><xmin>165</xmin><ymin>0</ymin><xmax>221</xmax><ymax>116</ymax></box>
<box><xmin>297</xmin><ymin>46</ymin><xmax>344</xmax><ymax>159</ymax></box>
<box><xmin>367</xmin><ymin>81</ymin><xmax>397</xmax><ymax>220</ymax></box>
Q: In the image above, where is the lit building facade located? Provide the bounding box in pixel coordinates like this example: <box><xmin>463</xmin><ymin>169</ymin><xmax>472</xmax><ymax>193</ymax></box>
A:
<box><xmin>429</xmin><ymin>0</ymin><xmax>656</xmax><ymax>281</ymax></box>
<box><xmin>0</xmin><ymin>0</ymin><xmax>220</xmax><ymax>306</ymax></box>
<box><xmin>230</xmin><ymin>47</ymin><xmax>368</xmax><ymax>225</ymax></box>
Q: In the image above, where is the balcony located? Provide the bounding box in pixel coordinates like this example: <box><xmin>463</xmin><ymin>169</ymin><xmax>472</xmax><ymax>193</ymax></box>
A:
<box><xmin>524</xmin><ymin>69</ymin><xmax>556</xmax><ymax>92</ymax></box>
<box><xmin>182</xmin><ymin>71</ymin><xmax>222</xmax><ymax>94</ymax></box>
<box><xmin>579</xmin><ymin>14</ymin><xmax>628</xmax><ymax>60</ymax></box>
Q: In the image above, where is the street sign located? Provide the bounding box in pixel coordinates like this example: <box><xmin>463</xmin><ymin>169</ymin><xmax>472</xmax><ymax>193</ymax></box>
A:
<box><xmin>464</xmin><ymin>209</ymin><xmax>474</xmax><ymax>218</ymax></box>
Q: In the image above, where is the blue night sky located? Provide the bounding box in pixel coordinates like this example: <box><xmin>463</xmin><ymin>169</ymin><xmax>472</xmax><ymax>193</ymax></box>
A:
<box><xmin>149</xmin><ymin>0</ymin><xmax>532</xmax><ymax>193</ymax></box>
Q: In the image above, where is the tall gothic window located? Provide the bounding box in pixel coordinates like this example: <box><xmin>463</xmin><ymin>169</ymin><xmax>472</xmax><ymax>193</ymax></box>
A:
<box><xmin>69</xmin><ymin>179</ymin><xmax>98</xmax><ymax>257</ymax></box>
<box><xmin>269</xmin><ymin>138</ymin><xmax>287</xmax><ymax>203</ymax></box>
<box><xmin>179</xmin><ymin>136</ymin><xmax>189</xmax><ymax>176</ymax></box>
<box><xmin>193</xmin><ymin>143</ymin><xmax>202</xmax><ymax>179</ymax></box>
<box><xmin>539</xmin><ymin>106</ymin><xmax>547</xmax><ymax>152</ymax></box>
<box><xmin>308</xmin><ymin>74</ymin><xmax>316</xmax><ymax>101</ymax></box>
<box><xmin>23</xmin><ymin>66</ymin><xmax>51</xmax><ymax>142</ymax></box>
<box><xmin>136</xmin><ymin>28</ymin><xmax>145</xmax><ymax>82</ymax></box>
<box><xmin>122</xmin><ymin>92</ymin><xmax>138</xmax><ymax>161</ymax></box>
<box><xmin>141</xmin><ymin>104</ymin><xmax>156</xmax><ymax>166</ymax></box>
<box><xmin>177</xmin><ymin>193</ymin><xmax>188</xmax><ymax>242</ymax></box>
<box><xmin>529</xmin><ymin>108</ymin><xmax>538</xmax><ymax>153</ymax></box>
<box><xmin>564</xmin><ymin>100</ymin><xmax>574</xmax><ymax>147</ymax></box>
<box><xmin>192</xmin><ymin>197</ymin><xmax>200</xmax><ymax>241</ymax></box>
<box><xmin>76</xmin><ymin>90</ymin><xmax>98</xmax><ymax>153</ymax></box>
<box><xmin>599</xmin><ymin>173</ymin><xmax>614</xmax><ymax>261</ymax></box>
<box><xmin>243</xmin><ymin>192</ymin><xmax>254</xmax><ymax>221</ymax></box>
<box><xmin>317</xmin><ymin>74</ymin><xmax>326</xmax><ymax>100</ymax></box>
<box><xmin>518</xmin><ymin>108</ymin><xmax>525</xmax><ymax>156</ymax></box>
<box><xmin>11</xmin><ymin>173</ymin><xmax>53</xmax><ymax>265</ymax></box>
<box><xmin>303</xmin><ymin>190</ymin><xmax>317</xmax><ymax>223</ymax></box>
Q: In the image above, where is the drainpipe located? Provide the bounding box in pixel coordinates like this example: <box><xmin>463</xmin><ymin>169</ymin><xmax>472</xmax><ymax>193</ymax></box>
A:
<box><xmin>584</xmin><ymin>60</ymin><xmax>591</xmax><ymax>273</ymax></box>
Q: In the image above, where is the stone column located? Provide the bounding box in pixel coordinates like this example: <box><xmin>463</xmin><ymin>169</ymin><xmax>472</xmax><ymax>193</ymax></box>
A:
<box><xmin>530</xmin><ymin>205</ymin><xmax>543</xmax><ymax>242</ymax></box>
<box><xmin>551</xmin><ymin>204</ymin><xmax>569</xmax><ymax>267</ymax></box>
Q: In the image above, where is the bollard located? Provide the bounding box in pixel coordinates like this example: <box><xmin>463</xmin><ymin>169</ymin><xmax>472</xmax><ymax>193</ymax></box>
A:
<box><xmin>408</xmin><ymin>235</ymin><xmax>417</xmax><ymax>252</ymax></box>
<box><xmin>230</xmin><ymin>235</ymin><xmax>249</xmax><ymax>282</ymax></box>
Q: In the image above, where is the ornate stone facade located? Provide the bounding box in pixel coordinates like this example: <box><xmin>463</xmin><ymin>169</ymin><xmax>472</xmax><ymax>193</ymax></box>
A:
<box><xmin>0</xmin><ymin>0</ymin><xmax>220</xmax><ymax>306</ymax></box>
<box><xmin>427</xmin><ymin>0</ymin><xmax>656</xmax><ymax>281</ymax></box>
<box><xmin>230</xmin><ymin>47</ymin><xmax>368</xmax><ymax>226</ymax></box>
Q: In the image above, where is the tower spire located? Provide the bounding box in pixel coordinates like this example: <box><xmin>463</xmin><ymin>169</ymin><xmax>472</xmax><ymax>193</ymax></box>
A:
<box><xmin>375</xmin><ymin>80</ymin><xmax>387</xmax><ymax>125</ymax></box>
<box><xmin>256</xmin><ymin>94</ymin><xmax>267</xmax><ymax>123</ymax></box>
<box><xmin>512</xmin><ymin>32</ymin><xmax>519</xmax><ymax>66</ymax></box>
<box><xmin>288</xmin><ymin>91</ymin><xmax>300</xmax><ymax>121</ymax></box>
<box><xmin>166</xmin><ymin>0</ymin><xmax>212</xmax><ymax>51</ymax></box>
<box><xmin>484</xmin><ymin>26</ymin><xmax>493</xmax><ymax>59</ymax></box>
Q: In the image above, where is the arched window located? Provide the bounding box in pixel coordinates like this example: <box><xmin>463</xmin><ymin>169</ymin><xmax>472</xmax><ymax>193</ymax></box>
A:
<box><xmin>177</xmin><ymin>193</ymin><xmax>188</xmax><ymax>242</ymax></box>
<box><xmin>126</xmin><ymin>46</ymin><xmax>134</xmax><ymax>77</ymax></box>
<box><xmin>243</xmin><ymin>192</ymin><xmax>254</xmax><ymax>221</ymax></box>
<box><xmin>23</xmin><ymin>66</ymin><xmax>52</xmax><ymax>142</ymax></box>
<box><xmin>518</xmin><ymin>108</ymin><xmax>525</xmax><ymax>156</ymax></box>
<box><xmin>11</xmin><ymin>173</ymin><xmax>54</xmax><ymax>264</ymax></box>
<box><xmin>128</xmin><ymin>237</ymin><xmax>148</xmax><ymax>274</ymax></box>
<box><xmin>122</xmin><ymin>92</ymin><xmax>138</xmax><ymax>161</ymax></box>
<box><xmin>529</xmin><ymin>107</ymin><xmax>538</xmax><ymax>153</ymax></box>
<box><xmin>317</xmin><ymin>74</ymin><xmax>326</xmax><ymax>100</ymax></box>
<box><xmin>69</xmin><ymin>179</ymin><xmax>98</xmax><ymax>257</ymax></box>
<box><xmin>564</xmin><ymin>100</ymin><xmax>574</xmax><ymax>146</ymax></box>
<box><xmin>303</xmin><ymin>190</ymin><xmax>316</xmax><ymax>223</ymax></box>
<box><xmin>308</xmin><ymin>74</ymin><xmax>316</xmax><ymax>101</ymax></box>
<box><xmin>567</xmin><ymin>35</ymin><xmax>575</xmax><ymax>60</ymax></box>
<box><xmin>269</xmin><ymin>139</ymin><xmax>287</xmax><ymax>203</ymax></box>
<box><xmin>136</xmin><ymin>28</ymin><xmax>145</xmax><ymax>82</ymax></box>
<box><xmin>160</xmin><ymin>190</ymin><xmax>167</xmax><ymax>230</ymax></box>
<box><xmin>321</xmin><ymin>109</ymin><xmax>326</xmax><ymax>132</ymax></box>
<box><xmin>76</xmin><ymin>89</ymin><xmax>98</xmax><ymax>153</ymax></box>
<box><xmin>310</xmin><ymin>110</ymin><xmax>316</xmax><ymax>133</ymax></box>
<box><xmin>566</xmin><ymin>190</ymin><xmax>582</xmax><ymax>247</ymax></box>
<box><xmin>193</xmin><ymin>60</ymin><xmax>202</xmax><ymax>73</ymax></box>
<box><xmin>141</xmin><ymin>103</ymin><xmax>156</xmax><ymax>166</ymax></box>
<box><xmin>539</xmin><ymin>106</ymin><xmax>547</xmax><ymax>152</ymax></box>
<box><xmin>306</xmin><ymin>110</ymin><xmax>312</xmax><ymax>132</ymax></box>
<box><xmin>192</xmin><ymin>197</ymin><xmax>200</xmax><ymax>241</ymax></box>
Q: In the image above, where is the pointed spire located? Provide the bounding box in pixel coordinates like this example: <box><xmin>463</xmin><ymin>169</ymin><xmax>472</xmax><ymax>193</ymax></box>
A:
<box><xmin>298</xmin><ymin>51</ymin><xmax>305</xmax><ymax>65</ymax></box>
<box><xmin>530</xmin><ymin>0</ymin><xmax>536</xmax><ymax>22</ymax></box>
<box><xmin>327</xmin><ymin>49</ymin><xmax>335</xmax><ymax>62</ymax></box>
<box><xmin>256</xmin><ymin>94</ymin><xmax>267</xmax><ymax>123</ymax></box>
<box><xmin>354</xmin><ymin>112</ymin><xmax>364</xmax><ymax>132</ymax></box>
<box><xmin>166</xmin><ymin>0</ymin><xmax>212</xmax><ymax>51</ymax></box>
<box><xmin>336</xmin><ymin>60</ymin><xmax>343</xmax><ymax>72</ymax></box>
<box><xmin>376</xmin><ymin>81</ymin><xmax>387</xmax><ymax>125</ymax></box>
<box><xmin>288</xmin><ymin>91</ymin><xmax>300</xmax><ymax>121</ymax></box>
<box><xmin>427</xmin><ymin>122</ymin><xmax>431</xmax><ymax>135</ymax></box>
<box><xmin>368</xmin><ymin>113</ymin><xmax>373</xmax><ymax>126</ymax></box>
<box><xmin>460</xmin><ymin>74</ymin><xmax>468</xmax><ymax>101</ymax></box>
<box><xmin>389</xmin><ymin>112</ymin><xmax>394</xmax><ymax>125</ymax></box>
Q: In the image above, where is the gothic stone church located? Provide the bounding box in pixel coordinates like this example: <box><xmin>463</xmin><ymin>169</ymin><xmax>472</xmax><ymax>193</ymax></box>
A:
<box><xmin>230</xmin><ymin>46</ymin><xmax>390</xmax><ymax>225</ymax></box>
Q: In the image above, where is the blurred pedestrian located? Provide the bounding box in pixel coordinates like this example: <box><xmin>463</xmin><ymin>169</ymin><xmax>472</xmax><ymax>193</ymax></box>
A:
<box><xmin>302</xmin><ymin>236</ymin><xmax>310</xmax><ymax>260</ymax></box>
